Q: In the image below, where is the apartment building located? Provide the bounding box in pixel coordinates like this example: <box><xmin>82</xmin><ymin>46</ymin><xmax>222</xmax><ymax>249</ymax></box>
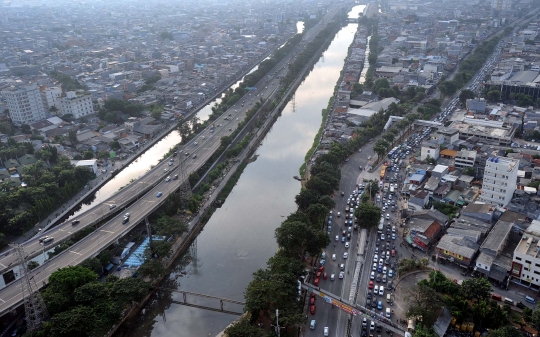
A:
<box><xmin>58</xmin><ymin>91</ymin><xmax>94</xmax><ymax>119</ymax></box>
<box><xmin>454</xmin><ymin>150</ymin><xmax>477</xmax><ymax>168</ymax></box>
<box><xmin>2</xmin><ymin>85</ymin><xmax>47</xmax><ymax>126</ymax></box>
<box><xmin>511</xmin><ymin>221</ymin><xmax>540</xmax><ymax>287</ymax></box>
<box><xmin>480</xmin><ymin>156</ymin><xmax>518</xmax><ymax>207</ymax></box>
<box><xmin>43</xmin><ymin>86</ymin><xmax>62</xmax><ymax>111</ymax></box>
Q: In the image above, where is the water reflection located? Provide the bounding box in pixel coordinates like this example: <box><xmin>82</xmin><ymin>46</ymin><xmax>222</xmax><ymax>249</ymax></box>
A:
<box><xmin>127</xmin><ymin>6</ymin><xmax>364</xmax><ymax>337</ymax></box>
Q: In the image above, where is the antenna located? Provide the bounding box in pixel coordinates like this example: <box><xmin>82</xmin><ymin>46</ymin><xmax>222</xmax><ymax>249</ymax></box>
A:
<box><xmin>11</xmin><ymin>243</ymin><xmax>48</xmax><ymax>331</ymax></box>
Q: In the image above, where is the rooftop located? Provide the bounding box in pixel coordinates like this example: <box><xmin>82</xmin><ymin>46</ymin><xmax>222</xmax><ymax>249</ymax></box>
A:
<box><xmin>437</xmin><ymin>234</ymin><xmax>479</xmax><ymax>259</ymax></box>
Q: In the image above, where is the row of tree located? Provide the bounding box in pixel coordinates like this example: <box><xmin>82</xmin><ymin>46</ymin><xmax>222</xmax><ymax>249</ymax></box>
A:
<box><xmin>0</xmin><ymin>154</ymin><xmax>94</xmax><ymax>236</ymax></box>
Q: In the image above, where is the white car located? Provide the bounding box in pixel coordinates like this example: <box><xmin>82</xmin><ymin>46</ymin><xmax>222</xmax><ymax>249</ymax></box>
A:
<box><xmin>374</xmin><ymin>285</ymin><xmax>379</xmax><ymax>293</ymax></box>
<box><xmin>332</xmin><ymin>254</ymin><xmax>336</xmax><ymax>261</ymax></box>
<box><xmin>337</xmin><ymin>212</ymin><xmax>341</xmax><ymax>217</ymax></box>
<box><xmin>324</xmin><ymin>327</ymin><xmax>329</xmax><ymax>336</ymax></box>
<box><xmin>330</xmin><ymin>274</ymin><xmax>335</xmax><ymax>281</ymax></box>
<box><xmin>386</xmin><ymin>214</ymin><xmax>390</xmax><ymax>220</ymax></box>
<box><xmin>343</xmin><ymin>252</ymin><xmax>348</xmax><ymax>259</ymax></box>
<box><xmin>370</xmin><ymin>271</ymin><xmax>375</xmax><ymax>279</ymax></box>
<box><xmin>373</xmin><ymin>254</ymin><xmax>378</xmax><ymax>262</ymax></box>
<box><xmin>340</xmin><ymin>264</ymin><xmax>345</xmax><ymax>270</ymax></box>
<box><xmin>345</xmin><ymin>242</ymin><xmax>350</xmax><ymax>249</ymax></box>
<box><xmin>370</xmin><ymin>321</ymin><xmax>375</xmax><ymax>331</ymax></box>
<box><xmin>379</xmin><ymin>287</ymin><xmax>384</xmax><ymax>296</ymax></box>
<box><xmin>372</xmin><ymin>263</ymin><xmax>377</xmax><ymax>271</ymax></box>
<box><xmin>335</xmin><ymin>235</ymin><xmax>339</xmax><ymax>241</ymax></box>
<box><xmin>339</xmin><ymin>271</ymin><xmax>344</xmax><ymax>279</ymax></box>
<box><xmin>381</xmin><ymin>234</ymin><xmax>385</xmax><ymax>240</ymax></box>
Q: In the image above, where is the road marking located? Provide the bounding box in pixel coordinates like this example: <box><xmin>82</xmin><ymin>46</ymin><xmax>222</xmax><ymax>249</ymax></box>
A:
<box><xmin>0</xmin><ymin>298</ymin><xmax>5</xmax><ymax>304</ymax></box>
<box><xmin>69</xmin><ymin>251</ymin><xmax>82</xmax><ymax>255</ymax></box>
<box><xmin>100</xmin><ymin>230</ymin><xmax>114</xmax><ymax>234</ymax></box>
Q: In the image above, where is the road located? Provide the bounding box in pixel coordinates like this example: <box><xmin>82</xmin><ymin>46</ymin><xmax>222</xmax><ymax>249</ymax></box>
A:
<box><xmin>0</xmin><ymin>3</ymin><xmax>348</xmax><ymax>318</ymax></box>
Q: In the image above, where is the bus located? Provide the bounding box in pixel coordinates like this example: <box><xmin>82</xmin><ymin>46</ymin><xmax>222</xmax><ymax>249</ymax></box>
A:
<box><xmin>380</xmin><ymin>165</ymin><xmax>386</xmax><ymax>180</ymax></box>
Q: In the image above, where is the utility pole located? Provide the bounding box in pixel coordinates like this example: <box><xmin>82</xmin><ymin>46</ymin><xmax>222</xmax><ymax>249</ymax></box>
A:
<box><xmin>276</xmin><ymin>309</ymin><xmax>280</xmax><ymax>337</ymax></box>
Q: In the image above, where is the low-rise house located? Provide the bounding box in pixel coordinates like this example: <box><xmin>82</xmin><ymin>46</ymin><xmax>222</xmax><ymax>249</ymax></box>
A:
<box><xmin>475</xmin><ymin>220</ymin><xmax>513</xmax><ymax>283</ymax></box>
<box><xmin>462</xmin><ymin>203</ymin><xmax>495</xmax><ymax>223</ymax></box>
<box><xmin>436</xmin><ymin>234</ymin><xmax>480</xmax><ymax>266</ymax></box>
<box><xmin>409</xmin><ymin>190</ymin><xmax>429</xmax><ymax>208</ymax></box>
<box><xmin>407</xmin><ymin>218</ymin><xmax>443</xmax><ymax>251</ymax></box>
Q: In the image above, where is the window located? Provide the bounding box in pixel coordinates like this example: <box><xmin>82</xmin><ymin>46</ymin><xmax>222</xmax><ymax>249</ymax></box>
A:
<box><xmin>526</xmin><ymin>260</ymin><xmax>532</xmax><ymax>264</ymax></box>
<box><xmin>516</xmin><ymin>257</ymin><xmax>522</xmax><ymax>261</ymax></box>
<box><xmin>525</xmin><ymin>267</ymin><xmax>529</xmax><ymax>271</ymax></box>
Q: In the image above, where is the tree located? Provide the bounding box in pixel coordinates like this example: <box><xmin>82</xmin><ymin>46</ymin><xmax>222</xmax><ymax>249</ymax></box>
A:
<box><xmin>28</xmin><ymin>260</ymin><xmax>40</xmax><ymax>270</ymax></box>
<box><xmin>531</xmin><ymin>309</ymin><xmax>540</xmax><ymax>332</ymax></box>
<box><xmin>459</xmin><ymin>89</ymin><xmax>475</xmax><ymax>105</ymax></box>
<box><xmin>405</xmin><ymin>283</ymin><xmax>442</xmax><ymax>326</ymax></box>
<box><xmin>151</xmin><ymin>110</ymin><xmax>161</xmax><ymax>120</ymax></box>
<box><xmin>110</xmin><ymin>140</ymin><xmax>121</xmax><ymax>151</ymax></box>
<box><xmin>21</xmin><ymin>124</ymin><xmax>31</xmax><ymax>134</ymax></box>
<box><xmin>487</xmin><ymin>90</ymin><xmax>501</xmax><ymax>102</ymax></box>
<box><xmin>97</xmin><ymin>250</ymin><xmax>112</xmax><ymax>266</ymax></box>
<box><xmin>154</xmin><ymin>215</ymin><xmax>188</xmax><ymax>237</ymax></box>
<box><xmin>68</xmin><ymin>130</ymin><xmax>78</xmax><ymax>144</ymax></box>
<box><xmin>223</xmin><ymin>316</ymin><xmax>263</xmax><ymax>337</ymax></box>
<box><xmin>83</xmin><ymin>151</ymin><xmax>94</xmax><ymax>160</ymax></box>
<box><xmin>48</xmin><ymin>305</ymin><xmax>99</xmax><ymax>337</ymax></box>
<box><xmin>373</xmin><ymin>139</ymin><xmax>389</xmax><ymax>160</ymax></box>
<box><xmin>487</xmin><ymin>326</ymin><xmax>522</xmax><ymax>337</ymax></box>
<box><xmin>424</xmin><ymin>155</ymin><xmax>437</xmax><ymax>165</ymax></box>
<box><xmin>97</xmin><ymin>151</ymin><xmax>110</xmax><ymax>160</ymax></box>
<box><xmin>138</xmin><ymin>259</ymin><xmax>167</xmax><ymax>279</ymax></box>
<box><xmin>460</xmin><ymin>278</ymin><xmax>491</xmax><ymax>303</ymax></box>
<box><xmin>462</xmin><ymin>167</ymin><xmax>475</xmax><ymax>176</ymax></box>
<box><xmin>80</xmin><ymin>258</ymin><xmax>103</xmax><ymax>275</ymax></box>
<box><xmin>354</xmin><ymin>203</ymin><xmax>381</xmax><ymax>229</ymax></box>
<box><xmin>412</xmin><ymin>323</ymin><xmax>437</xmax><ymax>337</ymax></box>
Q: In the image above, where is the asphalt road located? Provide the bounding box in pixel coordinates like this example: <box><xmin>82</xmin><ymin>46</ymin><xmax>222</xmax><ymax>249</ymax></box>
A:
<box><xmin>0</xmin><ymin>3</ymin><xmax>347</xmax><ymax>318</ymax></box>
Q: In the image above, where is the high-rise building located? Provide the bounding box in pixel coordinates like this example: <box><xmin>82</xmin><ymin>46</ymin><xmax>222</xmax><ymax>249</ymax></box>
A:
<box><xmin>58</xmin><ymin>91</ymin><xmax>94</xmax><ymax>119</ymax></box>
<box><xmin>2</xmin><ymin>85</ymin><xmax>47</xmax><ymax>126</ymax></box>
<box><xmin>42</xmin><ymin>86</ymin><xmax>62</xmax><ymax>113</ymax></box>
<box><xmin>492</xmin><ymin>0</ymin><xmax>512</xmax><ymax>10</ymax></box>
<box><xmin>480</xmin><ymin>156</ymin><xmax>519</xmax><ymax>207</ymax></box>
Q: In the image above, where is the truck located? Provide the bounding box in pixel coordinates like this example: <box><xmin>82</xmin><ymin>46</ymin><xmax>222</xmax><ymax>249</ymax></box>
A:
<box><xmin>383</xmin><ymin>183</ymin><xmax>389</xmax><ymax>193</ymax></box>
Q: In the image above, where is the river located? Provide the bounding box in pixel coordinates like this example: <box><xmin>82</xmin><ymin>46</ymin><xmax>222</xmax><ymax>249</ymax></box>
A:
<box><xmin>126</xmin><ymin>5</ymin><xmax>365</xmax><ymax>337</ymax></box>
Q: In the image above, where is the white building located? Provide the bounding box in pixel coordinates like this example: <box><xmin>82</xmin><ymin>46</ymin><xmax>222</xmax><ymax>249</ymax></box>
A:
<box><xmin>43</xmin><ymin>86</ymin><xmax>62</xmax><ymax>111</ymax></box>
<box><xmin>492</xmin><ymin>0</ymin><xmax>512</xmax><ymax>10</ymax></box>
<box><xmin>511</xmin><ymin>221</ymin><xmax>540</xmax><ymax>287</ymax></box>
<box><xmin>420</xmin><ymin>143</ymin><xmax>440</xmax><ymax>161</ymax></box>
<box><xmin>454</xmin><ymin>150</ymin><xmax>477</xmax><ymax>168</ymax></box>
<box><xmin>74</xmin><ymin>159</ymin><xmax>98</xmax><ymax>174</ymax></box>
<box><xmin>480</xmin><ymin>156</ymin><xmax>518</xmax><ymax>207</ymax></box>
<box><xmin>59</xmin><ymin>91</ymin><xmax>94</xmax><ymax>119</ymax></box>
<box><xmin>2</xmin><ymin>85</ymin><xmax>47</xmax><ymax>126</ymax></box>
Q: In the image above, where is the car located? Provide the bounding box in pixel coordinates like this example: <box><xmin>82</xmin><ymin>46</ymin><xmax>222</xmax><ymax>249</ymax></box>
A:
<box><xmin>388</xmin><ymin>269</ymin><xmax>393</xmax><ymax>278</ymax></box>
<box><xmin>71</xmin><ymin>220</ymin><xmax>80</xmax><ymax>226</ymax></box>
<box><xmin>109</xmin><ymin>204</ymin><xmax>117</xmax><ymax>210</ymax></box>
<box><xmin>370</xmin><ymin>271</ymin><xmax>375</xmax><ymax>280</ymax></box>
<box><xmin>366</xmin><ymin>299</ymin><xmax>371</xmax><ymax>307</ymax></box>
<box><xmin>335</xmin><ymin>235</ymin><xmax>339</xmax><ymax>241</ymax></box>
<box><xmin>324</xmin><ymin>327</ymin><xmax>329</xmax><ymax>336</ymax></box>
<box><xmin>330</xmin><ymin>273</ymin><xmax>335</xmax><ymax>281</ymax></box>
<box><xmin>392</xmin><ymin>233</ymin><xmax>396</xmax><ymax>240</ymax></box>
<box><xmin>376</xmin><ymin>274</ymin><xmax>381</xmax><ymax>282</ymax></box>
<box><xmin>516</xmin><ymin>302</ymin><xmax>526</xmax><ymax>309</ymax></box>
<box><xmin>381</xmin><ymin>234</ymin><xmax>385</xmax><ymax>240</ymax></box>
<box><xmin>374</xmin><ymin>285</ymin><xmax>379</xmax><ymax>293</ymax></box>
<box><xmin>372</xmin><ymin>263</ymin><xmax>377</xmax><ymax>271</ymax></box>
<box><xmin>122</xmin><ymin>217</ymin><xmax>129</xmax><ymax>224</ymax></box>
<box><xmin>373</xmin><ymin>254</ymin><xmax>378</xmax><ymax>262</ymax></box>
<box><xmin>320</xmin><ymin>259</ymin><xmax>325</xmax><ymax>266</ymax></box>
<box><xmin>377</xmin><ymin>265</ymin><xmax>382</xmax><ymax>273</ymax></box>
<box><xmin>164</xmin><ymin>168</ymin><xmax>168</xmax><ymax>172</ymax></box>
<box><xmin>341</xmin><ymin>236</ymin><xmax>345</xmax><ymax>243</ymax></box>
<box><xmin>337</xmin><ymin>212</ymin><xmax>341</xmax><ymax>217</ymax></box>
<box><xmin>342</xmin><ymin>230</ymin><xmax>346</xmax><ymax>236</ymax></box>
<box><xmin>340</xmin><ymin>263</ymin><xmax>345</xmax><ymax>270</ymax></box>
<box><xmin>156</xmin><ymin>192</ymin><xmax>163</xmax><ymax>197</ymax></box>
<box><xmin>165</xmin><ymin>176</ymin><xmax>171</xmax><ymax>182</ymax></box>
<box><xmin>339</xmin><ymin>271</ymin><xmax>344</xmax><ymax>279</ymax></box>
<box><xmin>310</xmin><ymin>305</ymin><xmax>316</xmax><ymax>314</ymax></box>
<box><xmin>383</xmin><ymin>266</ymin><xmax>387</xmax><ymax>274</ymax></box>
<box><xmin>310</xmin><ymin>320</ymin><xmax>316</xmax><ymax>330</ymax></box>
<box><xmin>345</xmin><ymin>242</ymin><xmax>350</xmax><ymax>249</ymax></box>
<box><xmin>379</xmin><ymin>287</ymin><xmax>384</xmax><ymax>296</ymax></box>
<box><xmin>377</xmin><ymin>301</ymin><xmax>383</xmax><ymax>310</ymax></box>
<box><xmin>382</xmin><ymin>275</ymin><xmax>387</xmax><ymax>283</ymax></box>
<box><xmin>386</xmin><ymin>214</ymin><xmax>390</xmax><ymax>220</ymax></box>
<box><xmin>168</xmin><ymin>161</ymin><xmax>173</xmax><ymax>166</ymax></box>
<box><xmin>38</xmin><ymin>236</ymin><xmax>51</xmax><ymax>243</ymax></box>
<box><xmin>371</xmin><ymin>321</ymin><xmax>376</xmax><ymax>330</ymax></box>
<box><xmin>323</xmin><ymin>272</ymin><xmax>328</xmax><ymax>280</ymax></box>
<box><xmin>314</xmin><ymin>278</ymin><xmax>320</xmax><ymax>286</ymax></box>
<box><xmin>332</xmin><ymin>254</ymin><xmax>336</xmax><ymax>261</ymax></box>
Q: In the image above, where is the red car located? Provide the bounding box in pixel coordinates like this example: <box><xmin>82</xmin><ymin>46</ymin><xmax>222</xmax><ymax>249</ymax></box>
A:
<box><xmin>391</xmin><ymin>249</ymin><xmax>396</xmax><ymax>257</ymax></box>
<box><xmin>314</xmin><ymin>278</ymin><xmax>320</xmax><ymax>286</ymax></box>
<box><xmin>316</xmin><ymin>271</ymin><xmax>322</xmax><ymax>279</ymax></box>
<box><xmin>319</xmin><ymin>266</ymin><xmax>325</xmax><ymax>273</ymax></box>
<box><xmin>323</xmin><ymin>272</ymin><xmax>328</xmax><ymax>280</ymax></box>
<box><xmin>368</xmin><ymin>281</ymin><xmax>374</xmax><ymax>289</ymax></box>
<box><xmin>310</xmin><ymin>297</ymin><xmax>315</xmax><ymax>305</ymax></box>
<box><xmin>310</xmin><ymin>305</ymin><xmax>316</xmax><ymax>315</ymax></box>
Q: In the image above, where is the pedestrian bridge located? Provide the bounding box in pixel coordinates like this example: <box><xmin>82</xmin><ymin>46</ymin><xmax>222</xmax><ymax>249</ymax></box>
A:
<box><xmin>301</xmin><ymin>282</ymin><xmax>410</xmax><ymax>336</ymax></box>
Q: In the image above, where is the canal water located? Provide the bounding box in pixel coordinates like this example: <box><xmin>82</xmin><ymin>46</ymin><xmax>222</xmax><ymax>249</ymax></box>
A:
<box><xmin>127</xmin><ymin>5</ymin><xmax>365</xmax><ymax>337</ymax></box>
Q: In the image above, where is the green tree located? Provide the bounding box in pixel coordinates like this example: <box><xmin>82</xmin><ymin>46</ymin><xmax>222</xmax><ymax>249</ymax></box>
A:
<box><xmin>97</xmin><ymin>151</ymin><xmax>110</xmax><ymax>160</ymax></box>
<box><xmin>412</xmin><ymin>323</ymin><xmax>437</xmax><ymax>337</ymax></box>
<box><xmin>531</xmin><ymin>309</ymin><xmax>540</xmax><ymax>332</ymax></box>
<box><xmin>373</xmin><ymin>139</ymin><xmax>389</xmax><ymax>160</ymax></box>
<box><xmin>487</xmin><ymin>90</ymin><xmax>501</xmax><ymax>102</ymax></box>
<box><xmin>460</xmin><ymin>278</ymin><xmax>491</xmax><ymax>303</ymax></box>
<box><xmin>110</xmin><ymin>140</ymin><xmax>121</xmax><ymax>151</ymax></box>
<box><xmin>28</xmin><ymin>260</ymin><xmax>40</xmax><ymax>270</ymax></box>
<box><xmin>459</xmin><ymin>89</ymin><xmax>475</xmax><ymax>105</ymax></box>
<box><xmin>21</xmin><ymin>124</ymin><xmax>31</xmax><ymax>134</ymax></box>
<box><xmin>138</xmin><ymin>259</ymin><xmax>167</xmax><ymax>279</ymax></box>
<box><xmin>80</xmin><ymin>258</ymin><xmax>103</xmax><ymax>275</ymax></box>
<box><xmin>83</xmin><ymin>151</ymin><xmax>94</xmax><ymax>160</ymax></box>
<box><xmin>354</xmin><ymin>203</ymin><xmax>381</xmax><ymax>229</ymax></box>
<box><xmin>405</xmin><ymin>283</ymin><xmax>442</xmax><ymax>326</ymax></box>
<box><xmin>68</xmin><ymin>130</ymin><xmax>78</xmax><ymax>144</ymax></box>
<box><xmin>223</xmin><ymin>316</ymin><xmax>263</xmax><ymax>337</ymax></box>
<box><xmin>154</xmin><ymin>215</ymin><xmax>188</xmax><ymax>237</ymax></box>
<box><xmin>487</xmin><ymin>325</ymin><xmax>522</xmax><ymax>337</ymax></box>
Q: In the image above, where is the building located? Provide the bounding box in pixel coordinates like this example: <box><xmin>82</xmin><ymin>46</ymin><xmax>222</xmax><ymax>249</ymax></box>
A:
<box><xmin>74</xmin><ymin>159</ymin><xmax>98</xmax><ymax>174</ymax></box>
<box><xmin>511</xmin><ymin>220</ymin><xmax>540</xmax><ymax>287</ymax></box>
<box><xmin>421</xmin><ymin>142</ymin><xmax>440</xmax><ymax>161</ymax></box>
<box><xmin>436</xmin><ymin>234</ymin><xmax>479</xmax><ymax>266</ymax></box>
<box><xmin>466</xmin><ymin>99</ymin><xmax>487</xmax><ymax>113</ymax></box>
<box><xmin>435</xmin><ymin>128</ymin><xmax>459</xmax><ymax>145</ymax></box>
<box><xmin>492</xmin><ymin>0</ymin><xmax>512</xmax><ymax>10</ymax></box>
<box><xmin>58</xmin><ymin>91</ymin><xmax>94</xmax><ymax>119</ymax></box>
<box><xmin>406</xmin><ymin>218</ymin><xmax>443</xmax><ymax>251</ymax></box>
<box><xmin>475</xmin><ymin>220</ymin><xmax>513</xmax><ymax>283</ymax></box>
<box><xmin>454</xmin><ymin>150</ymin><xmax>477</xmax><ymax>168</ymax></box>
<box><xmin>2</xmin><ymin>85</ymin><xmax>47</xmax><ymax>126</ymax></box>
<box><xmin>480</xmin><ymin>156</ymin><xmax>519</xmax><ymax>207</ymax></box>
<box><xmin>43</xmin><ymin>86</ymin><xmax>62</xmax><ymax>111</ymax></box>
